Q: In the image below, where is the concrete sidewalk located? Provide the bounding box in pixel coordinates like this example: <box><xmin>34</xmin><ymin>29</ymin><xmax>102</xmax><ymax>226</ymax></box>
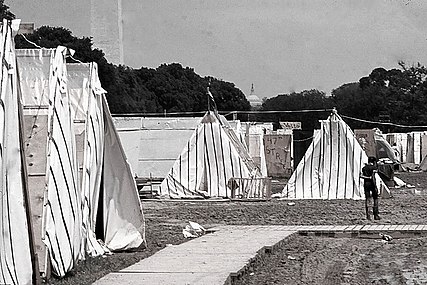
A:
<box><xmin>94</xmin><ymin>224</ymin><xmax>427</xmax><ymax>285</ymax></box>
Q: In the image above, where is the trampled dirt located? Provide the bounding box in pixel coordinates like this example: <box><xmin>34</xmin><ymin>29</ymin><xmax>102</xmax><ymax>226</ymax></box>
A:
<box><xmin>234</xmin><ymin>234</ymin><xmax>427</xmax><ymax>285</ymax></box>
<box><xmin>49</xmin><ymin>171</ymin><xmax>427</xmax><ymax>284</ymax></box>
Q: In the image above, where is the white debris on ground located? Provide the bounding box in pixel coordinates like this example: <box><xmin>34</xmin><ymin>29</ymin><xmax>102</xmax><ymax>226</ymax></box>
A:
<box><xmin>182</xmin><ymin>221</ymin><xmax>206</xmax><ymax>238</ymax></box>
<box><xmin>379</xmin><ymin>233</ymin><xmax>393</xmax><ymax>243</ymax></box>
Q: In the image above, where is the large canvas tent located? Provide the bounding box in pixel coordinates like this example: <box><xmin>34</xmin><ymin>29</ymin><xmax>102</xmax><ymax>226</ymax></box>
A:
<box><xmin>16</xmin><ymin>46</ymin><xmax>145</xmax><ymax>277</ymax></box>
<box><xmin>282</xmin><ymin>110</ymin><xmax>390</xmax><ymax>200</ymax></box>
<box><xmin>160</xmin><ymin>111</ymin><xmax>267</xmax><ymax>198</ymax></box>
<box><xmin>67</xmin><ymin>63</ymin><xmax>145</xmax><ymax>254</ymax></box>
<box><xmin>17</xmin><ymin>46</ymin><xmax>82</xmax><ymax>277</ymax></box>
<box><xmin>0</xmin><ymin>19</ymin><xmax>39</xmax><ymax>285</ymax></box>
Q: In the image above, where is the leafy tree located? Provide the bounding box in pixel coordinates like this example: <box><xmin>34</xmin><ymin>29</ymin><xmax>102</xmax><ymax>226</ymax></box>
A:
<box><xmin>134</xmin><ymin>63</ymin><xmax>250</xmax><ymax>114</ymax></box>
<box><xmin>261</xmin><ymin>89</ymin><xmax>334</xmax><ymax>130</ymax></box>
<box><xmin>261</xmin><ymin>63</ymin><xmax>427</xmax><ymax>132</ymax></box>
<box><xmin>209</xmin><ymin>78</ymin><xmax>251</xmax><ymax>111</ymax></box>
<box><xmin>15</xmin><ymin>26</ymin><xmax>105</xmax><ymax>63</ymax></box>
<box><xmin>332</xmin><ymin>63</ymin><xmax>427</xmax><ymax>132</ymax></box>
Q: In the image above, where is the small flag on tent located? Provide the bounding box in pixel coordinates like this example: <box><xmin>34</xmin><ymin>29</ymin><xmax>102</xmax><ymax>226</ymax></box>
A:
<box><xmin>207</xmin><ymin>86</ymin><xmax>217</xmax><ymax>112</ymax></box>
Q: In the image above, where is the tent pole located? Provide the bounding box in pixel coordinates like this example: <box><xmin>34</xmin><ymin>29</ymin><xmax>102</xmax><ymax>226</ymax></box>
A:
<box><xmin>17</xmin><ymin>74</ymin><xmax>42</xmax><ymax>284</ymax></box>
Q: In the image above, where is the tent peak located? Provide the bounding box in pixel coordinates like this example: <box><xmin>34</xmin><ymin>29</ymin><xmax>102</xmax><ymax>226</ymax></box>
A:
<box><xmin>201</xmin><ymin>112</ymin><xmax>217</xmax><ymax>123</ymax></box>
<box><xmin>332</xmin><ymin>107</ymin><xmax>338</xmax><ymax>115</ymax></box>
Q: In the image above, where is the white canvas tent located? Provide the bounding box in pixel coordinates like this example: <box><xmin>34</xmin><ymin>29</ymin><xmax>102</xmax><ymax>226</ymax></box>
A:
<box><xmin>16</xmin><ymin>47</ymin><xmax>145</xmax><ymax>277</ymax></box>
<box><xmin>386</xmin><ymin>133</ymin><xmax>408</xmax><ymax>163</ymax></box>
<box><xmin>67</xmin><ymin>63</ymin><xmax>145</xmax><ymax>253</ymax></box>
<box><xmin>282</xmin><ymin>110</ymin><xmax>391</xmax><ymax>200</ymax></box>
<box><xmin>67</xmin><ymin>63</ymin><xmax>106</xmax><ymax>257</ymax></box>
<box><xmin>406</xmin><ymin>131</ymin><xmax>427</xmax><ymax>165</ymax></box>
<box><xmin>0</xmin><ymin>19</ymin><xmax>39</xmax><ymax>285</ymax></box>
<box><xmin>374</xmin><ymin>128</ymin><xmax>398</xmax><ymax>163</ymax></box>
<box><xmin>45</xmin><ymin>46</ymin><xmax>83</xmax><ymax>277</ymax></box>
<box><xmin>419</xmin><ymin>154</ymin><xmax>427</xmax><ymax>171</ymax></box>
<box><xmin>101</xmin><ymin>97</ymin><xmax>146</xmax><ymax>250</ymax></box>
<box><xmin>160</xmin><ymin>111</ymin><xmax>267</xmax><ymax>198</ymax></box>
<box><xmin>17</xmin><ymin>46</ymin><xmax>82</xmax><ymax>277</ymax></box>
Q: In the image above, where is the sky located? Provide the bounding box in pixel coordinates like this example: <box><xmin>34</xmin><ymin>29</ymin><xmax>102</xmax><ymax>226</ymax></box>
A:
<box><xmin>8</xmin><ymin>0</ymin><xmax>427</xmax><ymax>98</ymax></box>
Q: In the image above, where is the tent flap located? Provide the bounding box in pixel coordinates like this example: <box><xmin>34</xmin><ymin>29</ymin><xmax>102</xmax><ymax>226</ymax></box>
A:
<box><xmin>102</xmin><ymin>95</ymin><xmax>145</xmax><ymax>250</ymax></box>
<box><xmin>43</xmin><ymin>46</ymin><xmax>83</xmax><ymax>277</ymax></box>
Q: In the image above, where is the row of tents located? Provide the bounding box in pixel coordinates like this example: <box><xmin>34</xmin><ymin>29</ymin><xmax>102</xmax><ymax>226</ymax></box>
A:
<box><xmin>115</xmin><ymin>109</ymin><xmax>393</xmax><ymax>201</ymax></box>
<box><xmin>386</xmin><ymin>131</ymin><xmax>427</xmax><ymax>165</ymax></box>
<box><xmin>115</xmin><ymin>114</ymin><xmax>415</xmax><ymax>199</ymax></box>
<box><xmin>0</xmin><ymin>20</ymin><xmax>144</xmax><ymax>284</ymax></box>
<box><xmin>354</xmin><ymin>127</ymin><xmax>427</xmax><ymax>167</ymax></box>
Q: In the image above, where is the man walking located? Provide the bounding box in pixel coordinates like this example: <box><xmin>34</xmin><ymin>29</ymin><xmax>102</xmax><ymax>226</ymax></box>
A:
<box><xmin>361</xmin><ymin>156</ymin><xmax>381</xmax><ymax>220</ymax></box>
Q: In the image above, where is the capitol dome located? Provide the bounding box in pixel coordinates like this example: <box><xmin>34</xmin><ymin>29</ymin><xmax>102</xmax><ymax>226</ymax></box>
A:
<box><xmin>247</xmin><ymin>84</ymin><xmax>262</xmax><ymax>108</ymax></box>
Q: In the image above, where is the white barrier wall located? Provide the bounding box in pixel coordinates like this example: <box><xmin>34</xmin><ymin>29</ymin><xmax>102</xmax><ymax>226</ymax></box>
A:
<box><xmin>114</xmin><ymin>117</ymin><xmax>200</xmax><ymax>179</ymax></box>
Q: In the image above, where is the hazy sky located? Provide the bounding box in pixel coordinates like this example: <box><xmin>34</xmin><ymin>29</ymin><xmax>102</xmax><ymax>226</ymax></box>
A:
<box><xmin>8</xmin><ymin>0</ymin><xmax>427</xmax><ymax>98</ymax></box>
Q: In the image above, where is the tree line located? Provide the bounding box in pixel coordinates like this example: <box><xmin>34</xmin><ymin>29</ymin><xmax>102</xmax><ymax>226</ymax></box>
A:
<box><xmin>262</xmin><ymin>64</ymin><xmax>427</xmax><ymax>132</ymax></box>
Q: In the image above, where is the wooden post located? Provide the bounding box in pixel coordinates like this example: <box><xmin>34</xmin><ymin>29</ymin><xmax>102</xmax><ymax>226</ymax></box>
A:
<box><xmin>17</xmin><ymin>85</ymin><xmax>42</xmax><ymax>284</ymax></box>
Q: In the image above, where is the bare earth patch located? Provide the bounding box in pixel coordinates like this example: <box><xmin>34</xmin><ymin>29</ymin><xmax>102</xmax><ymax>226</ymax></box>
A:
<box><xmin>234</xmin><ymin>235</ymin><xmax>427</xmax><ymax>285</ymax></box>
<box><xmin>48</xmin><ymin>171</ymin><xmax>427</xmax><ymax>284</ymax></box>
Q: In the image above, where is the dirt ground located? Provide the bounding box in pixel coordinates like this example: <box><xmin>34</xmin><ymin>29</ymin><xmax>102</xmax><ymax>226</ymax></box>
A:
<box><xmin>49</xmin><ymin>171</ymin><xmax>427</xmax><ymax>284</ymax></box>
<box><xmin>234</xmin><ymin>234</ymin><xmax>427</xmax><ymax>285</ymax></box>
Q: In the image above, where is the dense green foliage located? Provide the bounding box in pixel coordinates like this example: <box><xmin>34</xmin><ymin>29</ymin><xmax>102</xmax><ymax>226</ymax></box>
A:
<box><xmin>331</xmin><ymin>64</ymin><xmax>427</xmax><ymax>132</ymax></box>
<box><xmin>261</xmin><ymin>64</ymin><xmax>427</xmax><ymax>131</ymax></box>
<box><xmin>100</xmin><ymin>63</ymin><xmax>250</xmax><ymax>113</ymax></box>
<box><xmin>14</xmin><ymin>25</ymin><xmax>250</xmax><ymax>114</ymax></box>
<box><xmin>260</xmin><ymin>89</ymin><xmax>333</xmax><ymax>130</ymax></box>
